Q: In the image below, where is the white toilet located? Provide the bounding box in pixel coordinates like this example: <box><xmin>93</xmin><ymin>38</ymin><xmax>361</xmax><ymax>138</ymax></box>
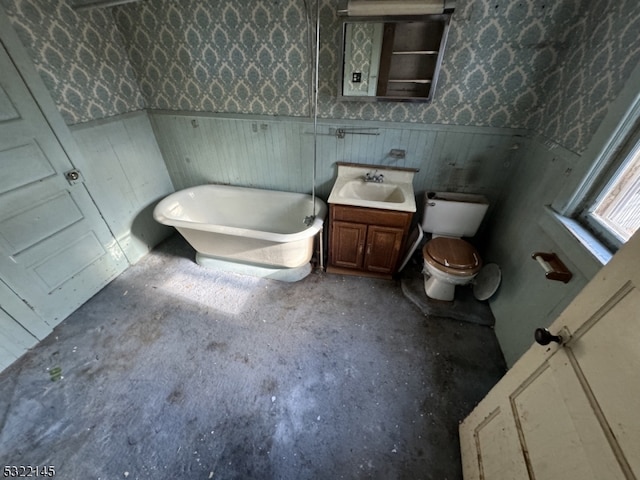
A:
<box><xmin>421</xmin><ymin>192</ymin><xmax>489</xmax><ymax>301</ymax></box>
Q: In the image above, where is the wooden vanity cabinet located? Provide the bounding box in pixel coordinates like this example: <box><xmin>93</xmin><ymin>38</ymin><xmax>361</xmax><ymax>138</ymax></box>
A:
<box><xmin>328</xmin><ymin>204</ymin><xmax>413</xmax><ymax>279</ymax></box>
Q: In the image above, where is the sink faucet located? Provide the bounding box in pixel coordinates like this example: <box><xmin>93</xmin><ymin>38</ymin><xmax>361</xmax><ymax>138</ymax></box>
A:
<box><xmin>364</xmin><ymin>170</ymin><xmax>384</xmax><ymax>183</ymax></box>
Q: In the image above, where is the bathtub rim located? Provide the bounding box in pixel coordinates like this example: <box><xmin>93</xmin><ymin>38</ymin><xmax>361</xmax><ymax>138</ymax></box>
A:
<box><xmin>153</xmin><ymin>184</ymin><xmax>327</xmax><ymax>243</ymax></box>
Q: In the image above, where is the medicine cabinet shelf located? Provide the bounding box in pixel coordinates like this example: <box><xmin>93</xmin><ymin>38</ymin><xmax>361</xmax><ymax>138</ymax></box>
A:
<box><xmin>387</xmin><ymin>79</ymin><xmax>432</xmax><ymax>83</ymax></box>
<box><xmin>339</xmin><ymin>14</ymin><xmax>451</xmax><ymax>102</ymax></box>
<box><xmin>392</xmin><ymin>50</ymin><xmax>439</xmax><ymax>55</ymax></box>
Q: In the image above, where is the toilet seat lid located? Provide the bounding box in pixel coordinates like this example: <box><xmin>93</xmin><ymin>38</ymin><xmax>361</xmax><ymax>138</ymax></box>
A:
<box><xmin>424</xmin><ymin>237</ymin><xmax>480</xmax><ymax>270</ymax></box>
<box><xmin>473</xmin><ymin>263</ymin><xmax>501</xmax><ymax>300</ymax></box>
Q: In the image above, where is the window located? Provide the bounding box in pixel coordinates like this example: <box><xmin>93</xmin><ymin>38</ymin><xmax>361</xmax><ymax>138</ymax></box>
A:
<box><xmin>577</xmin><ymin>116</ymin><xmax>640</xmax><ymax>252</ymax></box>
<box><xmin>587</xmin><ymin>143</ymin><xmax>640</xmax><ymax>242</ymax></box>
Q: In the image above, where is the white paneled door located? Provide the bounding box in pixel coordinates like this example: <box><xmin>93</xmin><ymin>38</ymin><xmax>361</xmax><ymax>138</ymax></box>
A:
<box><xmin>460</xmin><ymin>228</ymin><xmax>640</xmax><ymax>479</ymax></box>
<box><xmin>0</xmin><ymin>41</ymin><xmax>128</xmax><ymax>363</ymax></box>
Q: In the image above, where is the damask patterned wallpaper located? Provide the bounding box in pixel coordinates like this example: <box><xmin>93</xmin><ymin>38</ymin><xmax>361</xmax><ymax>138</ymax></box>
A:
<box><xmin>540</xmin><ymin>0</ymin><xmax>640</xmax><ymax>151</ymax></box>
<box><xmin>113</xmin><ymin>0</ymin><xmax>571</xmax><ymax>129</ymax></box>
<box><xmin>1</xmin><ymin>0</ymin><xmax>144</xmax><ymax>125</ymax></box>
<box><xmin>3</xmin><ymin>0</ymin><xmax>640</xmax><ymax>154</ymax></box>
<box><xmin>113</xmin><ymin>0</ymin><xmax>312</xmax><ymax>116</ymax></box>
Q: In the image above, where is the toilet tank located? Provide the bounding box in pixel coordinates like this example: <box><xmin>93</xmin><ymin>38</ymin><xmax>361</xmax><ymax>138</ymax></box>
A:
<box><xmin>421</xmin><ymin>192</ymin><xmax>489</xmax><ymax>237</ymax></box>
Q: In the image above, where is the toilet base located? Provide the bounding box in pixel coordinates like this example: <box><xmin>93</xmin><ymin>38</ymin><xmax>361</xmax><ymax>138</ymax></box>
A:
<box><xmin>423</xmin><ymin>275</ymin><xmax>456</xmax><ymax>301</ymax></box>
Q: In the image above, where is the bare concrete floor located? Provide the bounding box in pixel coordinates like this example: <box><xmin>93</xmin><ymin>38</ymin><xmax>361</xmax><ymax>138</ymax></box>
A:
<box><xmin>0</xmin><ymin>236</ymin><xmax>506</xmax><ymax>480</ymax></box>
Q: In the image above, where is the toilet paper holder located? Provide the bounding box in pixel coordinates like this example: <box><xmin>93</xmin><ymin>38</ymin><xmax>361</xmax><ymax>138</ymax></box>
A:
<box><xmin>531</xmin><ymin>252</ymin><xmax>572</xmax><ymax>283</ymax></box>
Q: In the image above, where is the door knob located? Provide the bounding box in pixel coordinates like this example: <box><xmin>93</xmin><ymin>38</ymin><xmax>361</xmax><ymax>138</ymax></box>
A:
<box><xmin>64</xmin><ymin>169</ymin><xmax>83</xmax><ymax>185</ymax></box>
<box><xmin>534</xmin><ymin>328</ymin><xmax>563</xmax><ymax>346</ymax></box>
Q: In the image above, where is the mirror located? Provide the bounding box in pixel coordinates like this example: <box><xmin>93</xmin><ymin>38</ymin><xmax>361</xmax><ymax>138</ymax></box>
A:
<box><xmin>339</xmin><ymin>15</ymin><xmax>451</xmax><ymax>102</ymax></box>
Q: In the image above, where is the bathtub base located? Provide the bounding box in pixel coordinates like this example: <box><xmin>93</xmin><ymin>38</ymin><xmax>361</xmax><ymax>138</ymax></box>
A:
<box><xmin>195</xmin><ymin>253</ymin><xmax>312</xmax><ymax>282</ymax></box>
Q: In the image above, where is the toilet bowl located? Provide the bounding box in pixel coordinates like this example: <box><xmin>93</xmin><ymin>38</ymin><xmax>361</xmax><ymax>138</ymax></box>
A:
<box><xmin>420</xmin><ymin>191</ymin><xmax>489</xmax><ymax>301</ymax></box>
<box><xmin>422</xmin><ymin>237</ymin><xmax>482</xmax><ymax>301</ymax></box>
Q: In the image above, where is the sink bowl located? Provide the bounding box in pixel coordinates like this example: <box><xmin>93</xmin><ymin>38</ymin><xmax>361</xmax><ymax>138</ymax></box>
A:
<box><xmin>327</xmin><ymin>164</ymin><xmax>417</xmax><ymax>212</ymax></box>
<box><xmin>338</xmin><ymin>180</ymin><xmax>405</xmax><ymax>203</ymax></box>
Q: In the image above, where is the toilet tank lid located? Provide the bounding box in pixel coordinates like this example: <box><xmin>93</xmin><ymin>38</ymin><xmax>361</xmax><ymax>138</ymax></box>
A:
<box><xmin>425</xmin><ymin>191</ymin><xmax>489</xmax><ymax>204</ymax></box>
<box><xmin>424</xmin><ymin>237</ymin><xmax>480</xmax><ymax>269</ymax></box>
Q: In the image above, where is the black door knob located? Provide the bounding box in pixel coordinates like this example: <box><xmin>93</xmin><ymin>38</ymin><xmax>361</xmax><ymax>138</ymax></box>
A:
<box><xmin>534</xmin><ymin>328</ymin><xmax>563</xmax><ymax>346</ymax></box>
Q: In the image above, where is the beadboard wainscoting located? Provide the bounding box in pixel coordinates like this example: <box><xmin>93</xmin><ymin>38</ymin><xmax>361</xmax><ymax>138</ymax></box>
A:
<box><xmin>70</xmin><ymin>111</ymin><xmax>175</xmax><ymax>264</ymax></box>
<box><xmin>149</xmin><ymin>111</ymin><xmax>529</xmax><ymax>213</ymax></box>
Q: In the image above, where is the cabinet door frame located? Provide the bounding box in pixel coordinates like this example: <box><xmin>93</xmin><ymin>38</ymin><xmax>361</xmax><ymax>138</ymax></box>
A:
<box><xmin>363</xmin><ymin>225</ymin><xmax>405</xmax><ymax>274</ymax></box>
<box><xmin>330</xmin><ymin>220</ymin><xmax>367</xmax><ymax>269</ymax></box>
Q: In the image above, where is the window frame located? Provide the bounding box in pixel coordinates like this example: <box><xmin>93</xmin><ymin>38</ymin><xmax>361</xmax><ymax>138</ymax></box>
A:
<box><xmin>561</xmin><ymin>100</ymin><xmax>640</xmax><ymax>255</ymax></box>
<box><xmin>576</xmin><ymin>122</ymin><xmax>640</xmax><ymax>252</ymax></box>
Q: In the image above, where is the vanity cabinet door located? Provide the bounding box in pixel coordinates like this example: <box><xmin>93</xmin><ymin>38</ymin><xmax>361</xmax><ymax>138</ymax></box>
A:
<box><xmin>328</xmin><ymin>204</ymin><xmax>412</xmax><ymax>278</ymax></box>
<box><xmin>363</xmin><ymin>225</ymin><xmax>404</xmax><ymax>274</ymax></box>
<box><xmin>330</xmin><ymin>221</ymin><xmax>367</xmax><ymax>269</ymax></box>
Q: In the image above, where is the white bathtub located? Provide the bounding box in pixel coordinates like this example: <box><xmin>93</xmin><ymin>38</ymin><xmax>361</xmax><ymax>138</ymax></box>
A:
<box><xmin>153</xmin><ymin>185</ymin><xmax>326</xmax><ymax>280</ymax></box>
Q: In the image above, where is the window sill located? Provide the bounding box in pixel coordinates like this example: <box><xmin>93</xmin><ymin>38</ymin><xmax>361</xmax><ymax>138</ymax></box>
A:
<box><xmin>538</xmin><ymin>206</ymin><xmax>612</xmax><ymax>279</ymax></box>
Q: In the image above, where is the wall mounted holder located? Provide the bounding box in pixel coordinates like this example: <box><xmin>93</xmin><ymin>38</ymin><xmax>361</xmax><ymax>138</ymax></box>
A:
<box><xmin>531</xmin><ymin>252</ymin><xmax>572</xmax><ymax>283</ymax></box>
<box><xmin>334</xmin><ymin>127</ymin><xmax>380</xmax><ymax>139</ymax></box>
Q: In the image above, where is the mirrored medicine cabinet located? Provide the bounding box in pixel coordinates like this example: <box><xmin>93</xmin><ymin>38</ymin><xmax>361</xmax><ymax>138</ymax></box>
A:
<box><xmin>338</xmin><ymin>14</ymin><xmax>451</xmax><ymax>103</ymax></box>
